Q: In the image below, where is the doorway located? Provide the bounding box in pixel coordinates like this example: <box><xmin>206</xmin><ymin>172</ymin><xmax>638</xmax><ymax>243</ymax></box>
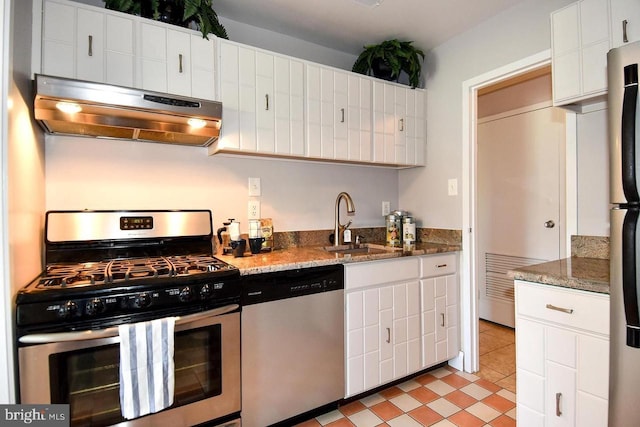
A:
<box><xmin>460</xmin><ymin>50</ymin><xmax>576</xmax><ymax>374</ymax></box>
<box><xmin>476</xmin><ymin>70</ymin><xmax>565</xmax><ymax>328</ymax></box>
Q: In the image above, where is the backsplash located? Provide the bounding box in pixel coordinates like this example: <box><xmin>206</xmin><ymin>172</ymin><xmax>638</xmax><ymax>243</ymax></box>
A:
<box><xmin>571</xmin><ymin>235</ymin><xmax>610</xmax><ymax>259</ymax></box>
<box><xmin>267</xmin><ymin>227</ymin><xmax>462</xmax><ymax>250</ymax></box>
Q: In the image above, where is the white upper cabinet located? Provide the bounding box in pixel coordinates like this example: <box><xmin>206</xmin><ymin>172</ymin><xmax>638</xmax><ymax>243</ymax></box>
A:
<box><xmin>347</xmin><ymin>75</ymin><xmax>373</xmax><ymax>163</ymax></box>
<box><xmin>38</xmin><ymin>0</ymin><xmax>215</xmax><ymax>99</ymax></box>
<box><xmin>214</xmin><ymin>39</ymin><xmax>304</xmax><ymax>156</ymax></box>
<box><xmin>139</xmin><ymin>23</ymin><xmax>215</xmax><ymax>99</ymax></box>
<box><xmin>41</xmin><ymin>0</ymin><xmax>134</xmax><ymax>87</ymax></box>
<box><xmin>306</xmin><ymin>65</ymin><xmax>371</xmax><ymax>162</ymax></box>
<box><xmin>610</xmin><ymin>0</ymin><xmax>640</xmax><ymax>47</ymax></box>
<box><xmin>373</xmin><ymin>82</ymin><xmax>426</xmax><ymax>166</ymax></box>
<box><xmin>551</xmin><ymin>0</ymin><xmax>610</xmax><ymax>105</ymax></box>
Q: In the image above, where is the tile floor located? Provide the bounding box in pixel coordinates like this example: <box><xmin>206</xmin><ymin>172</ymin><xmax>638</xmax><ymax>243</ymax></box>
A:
<box><xmin>476</xmin><ymin>320</ymin><xmax>516</xmax><ymax>393</ymax></box>
<box><xmin>295</xmin><ymin>320</ymin><xmax>516</xmax><ymax>427</ymax></box>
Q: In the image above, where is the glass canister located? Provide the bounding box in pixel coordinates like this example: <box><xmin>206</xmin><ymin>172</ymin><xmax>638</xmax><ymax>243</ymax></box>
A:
<box><xmin>402</xmin><ymin>216</ymin><xmax>416</xmax><ymax>252</ymax></box>
<box><xmin>386</xmin><ymin>213</ymin><xmax>402</xmax><ymax>247</ymax></box>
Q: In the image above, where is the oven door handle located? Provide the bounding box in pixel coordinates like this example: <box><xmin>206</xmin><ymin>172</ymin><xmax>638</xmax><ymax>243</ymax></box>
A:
<box><xmin>18</xmin><ymin>304</ymin><xmax>239</xmax><ymax>344</ymax></box>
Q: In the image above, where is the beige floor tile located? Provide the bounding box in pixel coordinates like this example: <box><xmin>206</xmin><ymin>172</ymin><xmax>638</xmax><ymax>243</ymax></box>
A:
<box><xmin>482</xmin><ymin>325</ymin><xmax>515</xmax><ymax>343</ymax></box>
<box><xmin>495</xmin><ymin>373</ymin><xmax>517</xmax><ymax>394</ymax></box>
<box><xmin>479</xmin><ymin>320</ymin><xmax>492</xmax><ymax>332</ymax></box>
<box><xmin>480</xmin><ymin>344</ymin><xmax>516</xmax><ymax>376</ymax></box>
<box><xmin>479</xmin><ymin>332</ymin><xmax>513</xmax><ymax>355</ymax></box>
<box><xmin>475</xmin><ymin>364</ymin><xmax>506</xmax><ymax>383</ymax></box>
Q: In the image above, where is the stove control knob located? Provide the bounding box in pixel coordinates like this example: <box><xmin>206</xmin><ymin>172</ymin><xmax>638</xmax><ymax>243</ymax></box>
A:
<box><xmin>85</xmin><ymin>298</ymin><xmax>105</xmax><ymax>316</ymax></box>
<box><xmin>58</xmin><ymin>301</ymin><xmax>78</xmax><ymax>319</ymax></box>
<box><xmin>133</xmin><ymin>293</ymin><xmax>151</xmax><ymax>309</ymax></box>
<box><xmin>200</xmin><ymin>284</ymin><xmax>213</xmax><ymax>300</ymax></box>
<box><xmin>179</xmin><ymin>286</ymin><xmax>192</xmax><ymax>302</ymax></box>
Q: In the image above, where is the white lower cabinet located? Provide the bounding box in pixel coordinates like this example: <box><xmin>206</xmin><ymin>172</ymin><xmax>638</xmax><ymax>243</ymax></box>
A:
<box><xmin>344</xmin><ymin>253</ymin><xmax>459</xmax><ymax>398</ymax></box>
<box><xmin>420</xmin><ymin>253</ymin><xmax>459</xmax><ymax>368</ymax></box>
<box><xmin>515</xmin><ymin>280</ymin><xmax>609</xmax><ymax>427</ymax></box>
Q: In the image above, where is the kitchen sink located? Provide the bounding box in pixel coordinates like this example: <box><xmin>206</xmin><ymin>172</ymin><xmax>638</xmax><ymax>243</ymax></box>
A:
<box><xmin>322</xmin><ymin>244</ymin><xmax>391</xmax><ymax>256</ymax></box>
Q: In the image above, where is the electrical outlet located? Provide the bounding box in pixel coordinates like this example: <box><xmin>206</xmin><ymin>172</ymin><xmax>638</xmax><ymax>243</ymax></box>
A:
<box><xmin>448</xmin><ymin>178</ymin><xmax>458</xmax><ymax>196</ymax></box>
<box><xmin>248</xmin><ymin>200</ymin><xmax>260</xmax><ymax>219</ymax></box>
<box><xmin>382</xmin><ymin>201</ymin><xmax>391</xmax><ymax>216</ymax></box>
<box><xmin>248</xmin><ymin>177</ymin><xmax>261</xmax><ymax>197</ymax></box>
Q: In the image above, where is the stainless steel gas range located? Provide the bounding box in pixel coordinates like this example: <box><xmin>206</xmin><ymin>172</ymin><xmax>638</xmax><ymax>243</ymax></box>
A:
<box><xmin>16</xmin><ymin>210</ymin><xmax>241</xmax><ymax>427</ymax></box>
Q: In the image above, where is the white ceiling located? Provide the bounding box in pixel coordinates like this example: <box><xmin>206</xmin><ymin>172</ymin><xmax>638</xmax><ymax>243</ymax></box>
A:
<box><xmin>212</xmin><ymin>0</ymin><xmax>528</xmax><ymax>55</ymax></box>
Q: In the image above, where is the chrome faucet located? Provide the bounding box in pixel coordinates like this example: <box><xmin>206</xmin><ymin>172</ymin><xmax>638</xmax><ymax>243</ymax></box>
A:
<box><xmin>334</xmin><ymin>192</ymin><xmax>356</xmax><ymax>246</ymax></box>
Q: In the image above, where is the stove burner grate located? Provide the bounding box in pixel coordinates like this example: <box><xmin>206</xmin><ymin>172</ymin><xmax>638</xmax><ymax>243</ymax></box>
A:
<box><xmin>35</xmin><ymin>255</ymin><xmax>232</xmax><ymax>289</ymax></box>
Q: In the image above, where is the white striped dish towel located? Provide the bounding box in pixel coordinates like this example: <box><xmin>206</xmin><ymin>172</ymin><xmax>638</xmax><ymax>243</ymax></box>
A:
<box><xmin>118</xmin><ymin>317</ymin><xmax>175</xmax><ymax>420</ymax></box>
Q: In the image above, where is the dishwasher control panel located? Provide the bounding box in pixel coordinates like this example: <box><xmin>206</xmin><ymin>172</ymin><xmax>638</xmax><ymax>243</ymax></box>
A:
<box><xmin>240</xmin><ymin>264</ymin><xmax>344</xmax><ymax>305</ymax></box>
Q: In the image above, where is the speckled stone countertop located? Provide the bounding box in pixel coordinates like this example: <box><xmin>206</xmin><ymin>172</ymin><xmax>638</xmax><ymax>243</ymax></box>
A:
<box><xmin>218</xmin><ymin>242</ymin><xmax>461</xmax><ymax>275</ymax></box>
<box><xmin>508</xmin><ymin>257</ymin><xmax>610</xmax><ymax>294</ymax></box>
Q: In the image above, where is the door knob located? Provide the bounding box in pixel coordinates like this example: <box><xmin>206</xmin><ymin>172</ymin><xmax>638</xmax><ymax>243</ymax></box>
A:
<box><xmin>544</xmin><ymin>220</ymin><xmax>555</xmax><ymax>228</ymax></box>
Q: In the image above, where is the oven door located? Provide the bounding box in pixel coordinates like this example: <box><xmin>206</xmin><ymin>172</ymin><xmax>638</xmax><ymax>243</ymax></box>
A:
<box><xmin>18</xmin><ymin>305</ymin><xmax>241</xmax><ymax>427</ymax></box>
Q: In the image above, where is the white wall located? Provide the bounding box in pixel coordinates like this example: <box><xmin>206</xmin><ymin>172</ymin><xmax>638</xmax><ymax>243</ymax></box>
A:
<box><xmin>399</xmin><ymin>0</ymin><xmax>575</xmax><ymax>229</ymax></box>
<box><xmin>45</xmin><ymin>137</ymin><xmax>398</xmax><ymax>233</ymax></box>
<box><xmin>1</xmin><ymin>0</ymin><xmax>46</xmax><ymax>403</ymax></box>
<box><xmin>577</xmin><ymin>108</ymin><xmax>609</xmax><ymax>236</ymax></box>
<box><xmin>219</xmin><ymin>17</ymin><xmax>357</xmax><ymax>71</ymax></box>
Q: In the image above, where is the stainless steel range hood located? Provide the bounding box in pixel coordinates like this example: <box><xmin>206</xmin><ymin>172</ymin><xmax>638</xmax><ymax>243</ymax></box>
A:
<box><xmin>34</xmin><ymin>74</ymin><xmax>222</xmax><ymax>147</ymax></box>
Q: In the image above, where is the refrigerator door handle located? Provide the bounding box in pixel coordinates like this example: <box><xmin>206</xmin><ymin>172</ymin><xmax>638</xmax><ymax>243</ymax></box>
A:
<box><xmin>622</xmin><ymin>208</ymin><xmax>640</xmax><ymax>348</ymax></box>
<box><xmin>621</xmin><ymin>64</ymin><xmax>639</xmax><ymax>203</ymax></box>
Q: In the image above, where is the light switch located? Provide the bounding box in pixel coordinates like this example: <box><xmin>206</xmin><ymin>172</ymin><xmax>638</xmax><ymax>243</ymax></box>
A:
<box><xmin>248</xmin><ymin>177</ymin><xmax>261</xmax><ymax>196</ymax></box>
<box><xmin>448</xmin><ymin>179</ymin><xmax>458</xmax><ymax>196</ymax></box>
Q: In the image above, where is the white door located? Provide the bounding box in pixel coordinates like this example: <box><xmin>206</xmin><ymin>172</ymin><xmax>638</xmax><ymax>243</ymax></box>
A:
<box><xmin>477</xmin><ymin>107</ymin><xmax>565</xmax><ymax>327</ymax></box>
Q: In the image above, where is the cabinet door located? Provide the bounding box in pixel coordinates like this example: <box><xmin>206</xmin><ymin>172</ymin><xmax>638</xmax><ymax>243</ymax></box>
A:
<box><xmin>552</xmin><ymin>3</ymin><xmax>581</xmax><ymax>102</ymax></box>
<box><xmin>334</xmin><ymin>71</ymin><xmax>349</xmax><ymax>160</ymax></box>
<box><xmin>105</xmin><ymin>14</ymin><xmax>134</xmax><ymax>87</ymax></box>
<box><xmin>218</xmin><ymin>41</ymin><xmax>240</xmax><ymax>150</ymax></box>
<box><xmin>580</xmin><ymin>0</ymin><xmax>610</xmax><ymax>96</ymax></box>
<box><xmin>275</xmin><ymin>57</ymin><xmax>305</xmax><ymax>156</ymax></box>
<box><xmin>545</xmin><ymin>362</ymin><xmax>576</xmax><ymax>426</ymax></box>
<box><xmin>256</xmin><ymin>51</ymin><xmax>275</xmax><ymax>153</ymax></box>
<box><xmin>406</xmin><ymin>89</ymin><xmax>426</xmax><ymax>166</ymax></box>
<box><xmin>42</xmin><ymin>1</ymin><xmax>75</xmax><ymax>79</ymax></box>
<box><xmin>346</xmin><ymin>290</ymin><xmax>365</xmax><ymax>397</ymax></box>
<box><xmin>551</xmin><ymin>0</ymin><xmax>610</xmax><ymax>105</ymax></box>
<box><xmin>167</xmin><ymin>29</ymin><xmax>191</xmax><ymax>97</ymax></box>
<box><xmin>139</xmin><ymin>22</ymin><xmax>168</xmax><ymax>92</ymax></box>
<box><xmin>421</xmin><ymin>278</ymin><xmax>436</xmax><ymax>367</ymax></box>
<box><xmin>347</xmin><ymin>75</ymin><xmax>372</xmax><ymax>162</ymax></box>
<box><xmin>238</xmin><ymin>46</ymin><xmax>258</xmax><ymax>151</ymax></box>
<box><xmin>76</xmin><ymin>8</ymin><xmax>104</xmax><ymax>82</ymax></box>
<box><xmin>611</xmin><ymin>0</ymin><xmax>640</xmax><ymax>47</ymax></box>
<box><xmin>190</xmin><ymin>34</ymin><xmax>216</xmax><ymax>100</ymax></box>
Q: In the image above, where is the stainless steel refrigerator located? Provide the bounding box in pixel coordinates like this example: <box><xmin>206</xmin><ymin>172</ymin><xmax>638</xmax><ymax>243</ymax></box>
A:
<box><xmin>608</xmin><ymin>40</ymin><xmax>640</xmax><ymax>427</ymax></box>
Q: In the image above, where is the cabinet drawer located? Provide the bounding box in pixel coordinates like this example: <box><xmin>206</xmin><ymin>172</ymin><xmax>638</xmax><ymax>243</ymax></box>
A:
<box><xmin>515</xmin><ymin>280</ymin><xmax>609</xmax><ymax>335</ymax></box>
<box><xmin>420</xmin><ymin>253</ymin><xmax>457</xmax><ymax>278</ymax></box>
<box><xmin>345</xmin><ymin>257</ymin><xmax>420</xmax><ymax>290</ymax></box>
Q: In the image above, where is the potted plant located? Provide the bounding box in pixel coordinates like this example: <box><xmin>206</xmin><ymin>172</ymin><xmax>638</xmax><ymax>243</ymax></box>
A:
<box><xmin>104</xmin><ymin>0</ymin><xmax>228</xmax><ymax>40</ymax></box>
<box><xmin>352</xmin><ymin>39</ymin><xmax>425</xmax><ymax>88</ymax></box>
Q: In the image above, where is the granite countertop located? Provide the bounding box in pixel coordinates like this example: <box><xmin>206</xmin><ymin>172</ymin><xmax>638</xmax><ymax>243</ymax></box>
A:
<box><xmin>508</xmin><ymin>256</ymin><xmax>610</xmax><ymax>294</ymax></box>
<box><xmin>218</xmin><ymin>241</ymin><xmax>461</xmax><ymax>275</ymax></box>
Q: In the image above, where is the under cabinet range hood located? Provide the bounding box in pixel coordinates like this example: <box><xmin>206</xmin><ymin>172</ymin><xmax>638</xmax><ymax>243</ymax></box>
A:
<box><xmin>33</xmin><ymin>74</ymin><xmax>222</xmax><ymax>147</ymax></box>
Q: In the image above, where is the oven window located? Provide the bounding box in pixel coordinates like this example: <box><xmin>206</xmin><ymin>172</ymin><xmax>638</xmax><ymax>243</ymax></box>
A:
<box><xmin>49</xmin><ymin>325</ymin><xmax>222</xmax><ymax>426</ymax></box>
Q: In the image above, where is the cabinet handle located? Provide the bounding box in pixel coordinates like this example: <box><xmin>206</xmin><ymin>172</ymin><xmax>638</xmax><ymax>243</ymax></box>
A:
<box><xmin>88</xmin><ymin>35</ymin><xmax>93</xmax><ymax>57</ymax></box>
<box><xmin>440</xmin><ymin>313</ymin><xmax>445</xmax><ymax>327</ymax></box>
<box><xmin>546</xmin><ymin>304</ymin><xmax>574</xmax><ymax>314</ymax></box>
<box><xmin>555</xmin><ymin>392</ymin><xmax>562</xmax><ymax>416</ymax></box>
<box><xmin>436</xmin><ymin>264</ymin><xmax>448</xmax><ymax>268</ymax></box>
<box><xmin>179</xmin><ymin>54</ymin><xmax>183</xmax><ymax>73</ymax></box>
<box><xmin>399</xmin><ymin>118</ymin><xmax>404</xmax><ymax>131</ymax></box>
<box><xmin>341</xmin><ymin>108</ymin><xmax>345</xmax><ymax>123</ymax></box>
<box><xmin>623</xmin><ymin>20</ymin><xmax>629</xmax><ymax>43</ymax></box>
<box><xmin>386</xmin><ymin>327</ymin><xmax>391</xmax><ymax>343</ymax></box>
<box><xmin>265</xmin><ymin>94</ymin><xmax>269</xmax><ymax>111</ymax></box>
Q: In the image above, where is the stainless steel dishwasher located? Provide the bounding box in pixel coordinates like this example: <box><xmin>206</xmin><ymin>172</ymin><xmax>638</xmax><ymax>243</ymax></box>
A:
<box><xmin>241</xmin><ymin>264</ymin><xmax>344</xmax><ymax>427</ymax></box>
